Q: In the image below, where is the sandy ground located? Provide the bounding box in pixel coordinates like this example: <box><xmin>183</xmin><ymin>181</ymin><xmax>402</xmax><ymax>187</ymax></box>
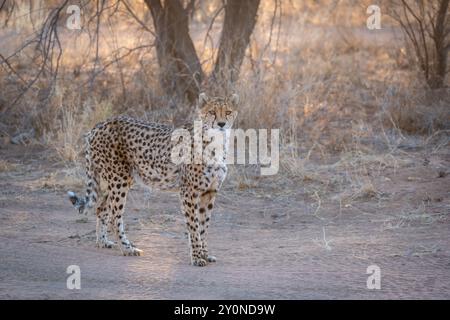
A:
<box><xmin>0</xmin><ymin>143</ymin><xmax>449</xmax><ymax>299</ymax></box>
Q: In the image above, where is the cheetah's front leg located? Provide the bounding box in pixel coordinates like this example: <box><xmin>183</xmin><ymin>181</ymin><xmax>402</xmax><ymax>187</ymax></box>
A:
<box><xmin>180</xmin><ymin>188</ymin><xmax>206</xmax><ymax>266</ymax></box>
<box><xmin>199</xmin><ymin>190</ymin><xmax>217</xmax><ymax>262</ymax></box>
<box><xmin>95</xmin><ymin>197</ymin><xmax>116</xmax><ymax>249</ymax></box>
<box><xmin>108</xmin><ymin>181</ymin><xmax>143</xmax><ymax>256</ymax></box>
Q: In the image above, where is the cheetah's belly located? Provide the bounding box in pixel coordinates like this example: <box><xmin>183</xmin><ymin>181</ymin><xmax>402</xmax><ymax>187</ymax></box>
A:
<box><xmin>133</xmin><ymin>162</ymin><xmax>181</xmax><ymax>192</ymax></box>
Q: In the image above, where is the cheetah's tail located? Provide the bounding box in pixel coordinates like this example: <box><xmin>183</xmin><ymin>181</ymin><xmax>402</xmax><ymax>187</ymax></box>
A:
<box><xmin>67</xmin><ymin>191</ymin><xmax>88</xmax><ymax>214</ymax></box>
<box><xmin>67</xmin><ymin>180</ymin><xmax>98</xmax><ymax>215</ymax></box>
<box><xmin>67</xmin><ymin>134</ymin><xmax>99</xmax><ymax>215</ymax></box>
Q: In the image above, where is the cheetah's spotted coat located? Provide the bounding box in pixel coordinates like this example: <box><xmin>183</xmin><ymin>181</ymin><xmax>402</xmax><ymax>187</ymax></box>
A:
<box><xmin>68</xmin><ymin>93</ymin><xmax>238</xmax><ymax>266</ymax></box>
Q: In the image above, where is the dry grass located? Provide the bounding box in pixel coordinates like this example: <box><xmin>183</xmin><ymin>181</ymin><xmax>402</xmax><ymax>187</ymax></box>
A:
<box><xmin>379</xmin><ymin>86</ymin><xmax>450</xmax><ymax>134</ymax></box>
<box><xmin>29</xmin><ymin>167</ymin><xmax>84</xmax><ymax>191</ymax></box>
<box><xmin>41</xmin><ymin>93</ymin><xmax>114</xmax><ymax>163</ymax></box>
<box><xmin>383</xmin><ymin>201</ymin><xmax>447</xmax><ymax>230</ymax></box>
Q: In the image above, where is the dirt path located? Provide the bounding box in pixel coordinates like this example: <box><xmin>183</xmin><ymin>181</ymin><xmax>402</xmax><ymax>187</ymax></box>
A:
<box><xmin>0</xmin><ymin>144</ymin><xmax>449</xmax><ymax>299</ymax></box>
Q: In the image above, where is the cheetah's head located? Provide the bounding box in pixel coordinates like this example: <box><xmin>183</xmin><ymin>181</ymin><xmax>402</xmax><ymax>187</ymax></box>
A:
<box><xmin>197</xmin><ymin>93</ymin><xmax>239</xmax><ymax>130</ymax></box>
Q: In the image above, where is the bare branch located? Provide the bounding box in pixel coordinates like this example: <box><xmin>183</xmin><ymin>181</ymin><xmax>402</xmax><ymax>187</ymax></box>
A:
<box><xmin>121</xmin><ymin>0</ymin><xmax>155</xmax><ymax>36</ymax></box>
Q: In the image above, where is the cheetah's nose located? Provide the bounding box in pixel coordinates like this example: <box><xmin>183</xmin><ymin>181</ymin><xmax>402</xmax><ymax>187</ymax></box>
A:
<box><xmin>217</xmin><ymin>122</ymin><xmax>226</xmax><ymax>128</ymax></box>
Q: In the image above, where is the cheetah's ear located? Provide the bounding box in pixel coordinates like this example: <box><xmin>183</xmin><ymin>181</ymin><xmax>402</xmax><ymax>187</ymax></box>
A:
<box><xmin>230</xmin><ymin>93</ymin><xmax>239</xmax><ymax>106</ymax></box>
<box><xmin>198</xmin><ymin>92</ymin><xmax>209</xmax><ymax>108</ymax></box>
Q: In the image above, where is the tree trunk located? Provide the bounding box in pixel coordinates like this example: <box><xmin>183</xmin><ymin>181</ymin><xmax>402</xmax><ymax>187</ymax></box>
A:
<box><xmin>430</xmin><ymin>0</ymin><xmax>449</xmax><ymax>89</ymax></box>
<box><xmin>211</xmin><ymin>0</ymin><xmax>260</xmax><ymax>92</ymax></box>
<box><xmin>145</xmin><ymin>0</ymin><xmax>203</xmax><ymax>105</ymax></box>
<box><xmin>145</xmin><ymin>0</ymin><xmax>260</xmax><ymax>104</ymax></box>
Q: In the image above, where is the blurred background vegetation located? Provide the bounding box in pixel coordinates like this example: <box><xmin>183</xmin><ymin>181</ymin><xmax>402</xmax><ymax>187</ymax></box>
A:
<box><xmin>0</xmin><ymin>0</ymin><xmax>448</xmax><ymax>183</ymax></box>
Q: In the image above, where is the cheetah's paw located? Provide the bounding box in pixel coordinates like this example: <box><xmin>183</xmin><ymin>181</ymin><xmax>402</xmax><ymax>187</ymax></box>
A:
<box><xmin>97</xmin><ymin>240</ymin><xmax>116</xmax><ymax>249</ymax></box>
<box><xmin>123</xmin><ymin>246</ymin><xmax>143</xmax><ymax>256</ymax></box>
<box><xmin>192</xmin><ymin>258</ymin><xmax>207</xmax><ymax>267</ymax></box>
<box><xmin>201</xmin><ymin>252</ymin><xmax>217</xmax><ymax>263</ymax></box>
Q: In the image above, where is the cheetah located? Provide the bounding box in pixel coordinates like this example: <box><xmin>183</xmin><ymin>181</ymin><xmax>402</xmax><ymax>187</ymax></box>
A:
<box><xmin>68</xmin><ymin>93</ymin><xmax>238</xmax><ymax>266</ymax></box>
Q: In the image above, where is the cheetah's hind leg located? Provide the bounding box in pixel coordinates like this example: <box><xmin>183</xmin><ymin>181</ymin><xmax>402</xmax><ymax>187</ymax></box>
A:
<box><xmin>108</xmin><ymin>180</ymin><xmax>143</xmax><ymax>256</ymax></box>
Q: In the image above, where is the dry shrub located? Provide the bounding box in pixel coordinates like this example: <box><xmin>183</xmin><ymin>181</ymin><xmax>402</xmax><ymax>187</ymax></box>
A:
<box><xmin>380</xmin><ymin>86</ymin><xmax>450</xmax><ymax>134</ymax></box>
<box><xmin>388</xmin><ymin>0</ymin><xmax>450</xmax><ymax>89</ymax></box>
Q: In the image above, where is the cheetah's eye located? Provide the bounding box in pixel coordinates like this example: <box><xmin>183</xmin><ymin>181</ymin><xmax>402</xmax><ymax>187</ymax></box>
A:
<box><xmin>208</xmin><ymin>110</ymin><xmax>216</xmax><ymax>116</ymax></box>
<box><xmin>225</xmin><ymin>111</ymin><xmax>232</xmax><ymax>116</ymax></box>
